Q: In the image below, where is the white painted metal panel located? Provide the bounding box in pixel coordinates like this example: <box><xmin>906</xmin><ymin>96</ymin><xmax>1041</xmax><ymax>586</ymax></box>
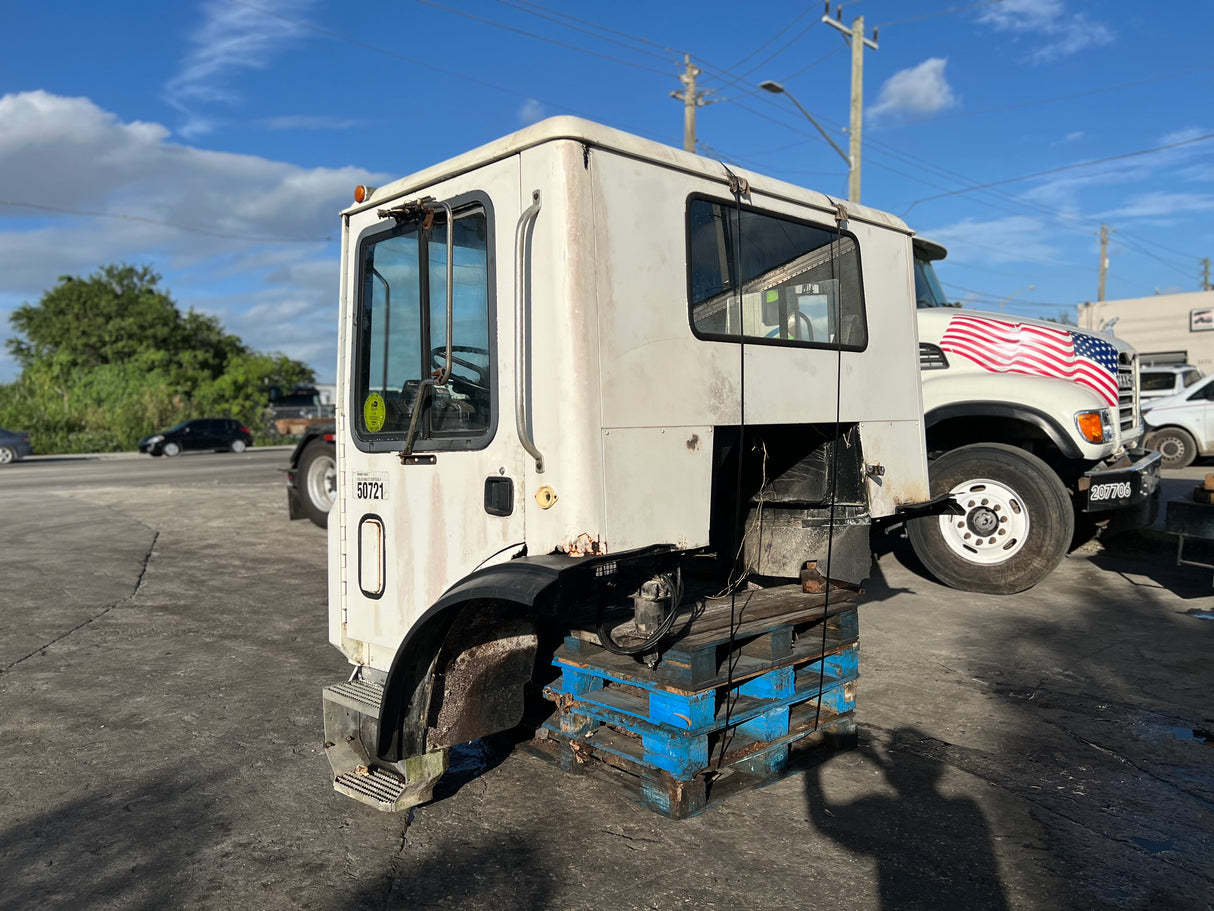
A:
<box><xmin>602</xmin><ymin>426</ymin><xmax>714</xmax><ymax>552</ymax></box>
<box><xmin>858</xmin><ymin>420</ymin><xmax>931</xmax><ymax>516</ymax></box>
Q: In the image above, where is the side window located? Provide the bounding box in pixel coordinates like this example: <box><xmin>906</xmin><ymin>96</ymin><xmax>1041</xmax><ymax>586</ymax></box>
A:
<box><xmin>354</xmin><ymin>201</ymin><xmax>493</xmax><ymax>448</ymax></box>
<box><xmin>687</xmin><ymin>196</ymin><xmax>866</xmax><ymax>350</ymax></box>
<box><xmin>1140</xmin><ymin>372</ymin><xmax>1173</xmax><ymax>392</ymax></box>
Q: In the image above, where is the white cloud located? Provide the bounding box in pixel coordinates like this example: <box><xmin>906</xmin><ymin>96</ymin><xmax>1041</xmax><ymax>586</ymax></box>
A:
<box><xmin>977</xmin><ymin>0</ymin><xmax>1114</xmax><ymax>63</ymax></box>
<box><xmin>261</xmin><ymin>115</ymin><xmax>363</xmax><ymax>131</ymax></box>
<box><xmin>868</xmin><ymin>59</ymin><xmax>957</xmax><ymax>122</ymax></box>
<box><xmin>919</xmin><ymin>216</ymin><xmax>1056</xmax><ymax>266</ymax></box>
<box><xmin>165</xmin><ymin>0</ymin><xmax>318</xmax><ymax>138</ymax></box>
<box><xmin>518</xmin><ymin>99</ymin><xmax>547</xmax><ymax>125</ymax></box>
<box><xmin>1019</xmin><ymin>127</ymin><xmax>1214</xmax><ymax>210</ymax></box>
<box><xmin>0</xmin><ymin>91</ymin><xmax>384</xmax><ymax>384</ymax></box>
<box><xmin>1099</xmin><ymin>192</ymin><xmax>1214</xmax><ymax>222</ymax></box>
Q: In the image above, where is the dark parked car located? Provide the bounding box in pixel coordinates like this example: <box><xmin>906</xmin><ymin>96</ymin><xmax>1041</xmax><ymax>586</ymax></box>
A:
<box><xmin>0</xmin><ymin>428</ymin><xmax>32</xmax><ymax>464</ymax></box>
<box><xmin>138</xmin><ymin>419</ymin><xmax>253</xmax><ymax>457</ymax></box>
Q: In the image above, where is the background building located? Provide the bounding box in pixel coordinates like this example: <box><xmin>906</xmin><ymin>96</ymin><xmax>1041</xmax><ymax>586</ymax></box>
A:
<box><xmin>1078</xmin><ymin>291</ymin><xmax>1214</xmax><ymax>372</ymax></box>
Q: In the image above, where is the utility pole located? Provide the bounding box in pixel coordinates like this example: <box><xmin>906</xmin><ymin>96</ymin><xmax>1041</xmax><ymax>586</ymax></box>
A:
<box><xmin>1202</xmin><ymin>257</ymin><xmax>1210</xmax><ymax>291</ymax></box>
<box><xmin>823</xmin><ymin>5</ymin><xmax>879</xmax><ymax>204</ymax></box>
<box><xmin>670</xmin><ymin>54</ymin><xmax>716</xmax><ymax>153</ymax></box>
<box><xmin>1098</xmin><ymin>222</ymin><xmax>1112</xmax><ymax>302</ymax></box>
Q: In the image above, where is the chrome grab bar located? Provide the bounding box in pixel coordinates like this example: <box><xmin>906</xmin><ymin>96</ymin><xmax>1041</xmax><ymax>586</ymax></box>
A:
<box><xmin>514</xmin><ymin>190</ymin><xmax>544</xmax><ymax>473</ymax></box>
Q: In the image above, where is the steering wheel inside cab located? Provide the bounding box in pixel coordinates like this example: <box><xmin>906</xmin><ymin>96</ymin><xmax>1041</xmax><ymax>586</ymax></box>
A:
<box><xmin>430</xmin><ymin>345</ymin><xmax>490</xmax><ymax>395</ymax></box>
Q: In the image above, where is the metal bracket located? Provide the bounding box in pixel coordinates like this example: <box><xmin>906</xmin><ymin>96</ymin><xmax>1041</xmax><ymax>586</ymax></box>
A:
<box><xmin>377</xmin><ymin>196</ymin><xmax>436</xmax><ymax>222</ymax></box>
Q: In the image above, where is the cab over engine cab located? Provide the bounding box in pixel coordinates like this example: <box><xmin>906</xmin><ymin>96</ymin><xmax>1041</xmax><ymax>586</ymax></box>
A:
<box><xmin>322</xmin><ymin>117</ymin><xmax>937</xmax><ymax>811</ymax></box>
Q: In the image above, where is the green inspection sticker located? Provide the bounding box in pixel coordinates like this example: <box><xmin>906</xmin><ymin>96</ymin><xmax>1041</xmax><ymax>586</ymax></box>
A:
<box><xmin>363</xmin><ymin>392</ymin><xmax>386</xmax><ymax>433</ymax></box>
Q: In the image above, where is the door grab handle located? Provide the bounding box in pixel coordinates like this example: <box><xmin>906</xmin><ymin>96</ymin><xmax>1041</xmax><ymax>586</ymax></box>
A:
<box><xmin>514</xmin><ymin>190</ymin><xmax>544</xmax><ymax>473</ymax></box>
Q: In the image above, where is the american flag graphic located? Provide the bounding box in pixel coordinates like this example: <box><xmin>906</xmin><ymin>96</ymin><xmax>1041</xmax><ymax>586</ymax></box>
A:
<box><xmin>939</xmin><ymin>314</ymin><xmax>1120</xmax><ymax>407</ymax></box>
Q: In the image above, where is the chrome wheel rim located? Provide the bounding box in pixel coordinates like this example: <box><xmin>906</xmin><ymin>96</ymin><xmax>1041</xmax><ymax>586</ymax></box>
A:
<box><xmin>937</xmin><ymin>477</ymin><xmax>1030</xmax><ymax>565</ymax></box>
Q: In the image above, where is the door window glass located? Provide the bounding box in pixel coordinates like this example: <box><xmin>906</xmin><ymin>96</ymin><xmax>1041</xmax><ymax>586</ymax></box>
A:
<box><xmin>354</xmin><ymin>204</ymin><xmax>492</xmax><ymax>445</ymax></box>
<box><xmin>688</xmin><ymin>197</ymin><xmax>867</xmax><ymax>350</ymax></box>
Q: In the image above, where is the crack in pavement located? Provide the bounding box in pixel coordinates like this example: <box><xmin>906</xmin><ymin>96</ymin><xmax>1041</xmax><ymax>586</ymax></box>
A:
<box><xmin>0</xmin><ymin>529</ymin><xmax>160</xmax><ymax>675</ymax></box>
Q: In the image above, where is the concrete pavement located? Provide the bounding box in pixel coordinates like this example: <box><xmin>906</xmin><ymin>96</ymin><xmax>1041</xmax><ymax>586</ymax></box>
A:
<box><xmin>0</xmin><ymin>465</ymin><xmax>1211</xmax><ymax>910</ymax></box>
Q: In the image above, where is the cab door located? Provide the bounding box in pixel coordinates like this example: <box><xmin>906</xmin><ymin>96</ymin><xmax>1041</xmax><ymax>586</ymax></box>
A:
<box><xmin>338</xmin><ymin>162</ymin><xmax>528</xmax><ymax>652</ymax></box>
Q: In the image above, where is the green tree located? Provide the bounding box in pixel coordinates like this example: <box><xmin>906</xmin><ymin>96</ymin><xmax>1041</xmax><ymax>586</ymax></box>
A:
<box><xmin>0</xmin><ymin>264</ymin><xmax>316</xmax><ymax>453</ymax></box>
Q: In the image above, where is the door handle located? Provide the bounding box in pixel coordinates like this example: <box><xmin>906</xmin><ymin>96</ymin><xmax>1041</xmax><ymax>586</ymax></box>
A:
<box><xmin>514</xmin><ymin>189</ymin><xmax>544</xmax><ymax>473</ymax></box>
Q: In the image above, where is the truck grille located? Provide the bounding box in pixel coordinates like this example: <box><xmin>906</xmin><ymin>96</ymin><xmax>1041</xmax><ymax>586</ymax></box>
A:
<box><xmin>919</xmin><ymin>343</ymin><xmax>949</xmax><ymax>370</ymax></box>
<box><xmin>1117</xmin><ymin>352</ymin><xmax>1139</xmax><ymax>434</ymax></box>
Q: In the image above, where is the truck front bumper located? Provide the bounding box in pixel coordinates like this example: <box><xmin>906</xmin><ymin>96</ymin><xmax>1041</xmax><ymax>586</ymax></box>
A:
<box><xmin>1078</xmin><ymin>447</ymin><xmax>1162</xmax><ymax>515</ymax></box>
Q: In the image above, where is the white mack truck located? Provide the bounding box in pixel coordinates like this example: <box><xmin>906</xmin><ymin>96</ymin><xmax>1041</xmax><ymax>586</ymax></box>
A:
<box><xmin>909</xmin><ymin>239</ymin><xmax>1161</xmax><ymax>595</ymax></box>
<box><xmin>321</xmin><ymin>117</ymin><xmax>949</xmax><ymax>812</ymax></box>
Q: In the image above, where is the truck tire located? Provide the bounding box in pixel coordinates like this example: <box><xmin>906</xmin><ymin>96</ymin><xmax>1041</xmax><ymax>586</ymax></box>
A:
<box><xmin>298</xmin><ymin>437</ymin><xmax>337</xmax><ymax>528</ymax></box>
<box><xmin>1144</xmin><ymin>427</ymin><xmax>1197</xmax><ymax>469</ymax></box>
<box><xmin>907</xmin><ymin>443</ymin><xmax>1074</xmax><ymax>595</ymax></box>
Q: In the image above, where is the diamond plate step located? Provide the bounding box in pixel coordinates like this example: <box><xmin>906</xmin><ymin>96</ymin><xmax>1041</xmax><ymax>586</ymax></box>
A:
<box><xmin>324</xmin><ymin>679</ymin><xmax>384</xmax><ymax>715</ymax></box>
<box><xmin>333</xmin><ymin>767</ymin><xmax>409</xmax><ymax>812</ymax></box>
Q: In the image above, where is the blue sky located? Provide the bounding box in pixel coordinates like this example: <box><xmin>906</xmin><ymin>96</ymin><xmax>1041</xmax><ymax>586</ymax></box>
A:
<box><xmin>2</xmin><ymin>0</ymin><xmax>1212</xmax><ymax>384</ymax></box>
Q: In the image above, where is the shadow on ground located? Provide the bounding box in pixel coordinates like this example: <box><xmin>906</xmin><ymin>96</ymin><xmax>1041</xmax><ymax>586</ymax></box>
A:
<box><xmin>805</xmin><ymin>726</ymin><xmax>1010</xmax><ymax>911</ymax></box>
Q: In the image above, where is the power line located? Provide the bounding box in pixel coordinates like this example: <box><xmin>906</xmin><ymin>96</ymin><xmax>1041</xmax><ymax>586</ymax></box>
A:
<box><xmin>499</xmin><ymin>0</ymin><xmax>684</xmax><ymax>60</ymax></box>
<box><xmin>723</xmin><ymin>90</ymin><xmax>1203</xmax><ymax>276</ymax></box>
<box><xmin>718</xmin><ymin>17</ymin><xmax>824</xmax><ymax>89</ymax></box>
<box><xmin>903</xmin><ymin>133</ymin><xmax>1214</xmax><ymax>214</ymax></box>
<box><xmin>725</xmin><ymin>5</ymin><xmax>817</xmax><ymax>72</ymax></box>
<box><xmin>492</xmin><ymin>0</ymin><xmax>679</xmax><ymax>64</ymax></box>
<box><xmin>872</xmin><ymin>63</ymin><xmax>1214</xmax><ymax>129</ymax></box>
<box><xmin>417</xmin><ymin>0</ymin><xmax>675</xmax><ymax>76</ymax></box>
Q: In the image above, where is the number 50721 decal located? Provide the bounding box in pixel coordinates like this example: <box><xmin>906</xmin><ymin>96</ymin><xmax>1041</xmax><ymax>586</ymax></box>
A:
<box><xmin>353</xmin><ymin>471</ymin><xmax>388</xmax><ymax>500</ymax></box>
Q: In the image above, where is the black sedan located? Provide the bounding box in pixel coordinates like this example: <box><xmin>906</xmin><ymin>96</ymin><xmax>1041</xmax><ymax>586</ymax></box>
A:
<box><xmin>0</xmin><ymin>428</ymin><xmax>32</xmax><ymax>464</ymax></box>
<box><xmin>138</xmin><ymin>419</ymin><xmax>253</xmax><ymax>457</ymax></box>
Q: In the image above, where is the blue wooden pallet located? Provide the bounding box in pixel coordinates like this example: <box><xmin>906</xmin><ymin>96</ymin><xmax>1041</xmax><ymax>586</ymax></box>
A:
<box><xmin>563</xmin><ymin>589</ymin><xmax>859</xmax><ymax>691</ymax></box>
<box><xmin>533</xmin><ymin>636</ymin><xmax>859</xmax><ymax>818</ymax></box>
<box><xmin>529</xmin><ymin>706</ymin><xmax>857</xmax><ymax>819</ymax></box>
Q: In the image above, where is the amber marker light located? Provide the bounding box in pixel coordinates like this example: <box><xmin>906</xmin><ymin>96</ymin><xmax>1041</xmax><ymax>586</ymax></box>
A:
<box><xmin>1075</xmin><ymin>410</ymin><xmax>1106</xmax><ymax>443</ymax></box>
<box><xmin>354</xmin><ymin>185</ymin><xmax>376</xmax><ymax>203</ymax></box>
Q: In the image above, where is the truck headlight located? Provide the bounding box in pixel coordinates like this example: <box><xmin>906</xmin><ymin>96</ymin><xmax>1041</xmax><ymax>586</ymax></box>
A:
<box><xmin>1075</xmin><ymin>409</ymin><xmax>1114</xmax><ymax>444</ymax></box>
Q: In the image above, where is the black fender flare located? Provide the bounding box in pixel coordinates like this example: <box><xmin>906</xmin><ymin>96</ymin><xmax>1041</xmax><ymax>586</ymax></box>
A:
<box><xmin>925</xmin><ymin>402</ymin><xmax>1084</xmax><ymax>461</ymax></box>
<box><xmin>374</xmin><ymin>545</ymin><xmax>678</xmax><ymax>762</ymax></box>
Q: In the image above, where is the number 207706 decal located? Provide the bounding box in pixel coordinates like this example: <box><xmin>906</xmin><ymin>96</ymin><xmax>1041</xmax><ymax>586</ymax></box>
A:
<box><xmin>1089</xmin><ymin>481</ymin><xmax>1132</xmax><ymax>502</ymax></box>
<box><xmin>354</xmin><ymin>471</ymin><xmax>388</xmax><ymax>501</ymax></box>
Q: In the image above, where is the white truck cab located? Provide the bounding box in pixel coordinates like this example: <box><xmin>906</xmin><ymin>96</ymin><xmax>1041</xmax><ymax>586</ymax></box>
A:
<box><xmin>322</xmin><ymin>117</ymin><xmax>943</xmax><ymax>811</ymax></box>
<box><xmin>910</xmin><ymin>238</ymin><xmax>1161</xmax><ymax>594</ymax></box>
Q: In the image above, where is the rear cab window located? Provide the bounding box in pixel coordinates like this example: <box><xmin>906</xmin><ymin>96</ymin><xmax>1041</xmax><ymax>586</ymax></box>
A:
<box><xmin>686</xmin><ymin>196</ymin><xmax>866</xmax><ymax>350</ymax></box>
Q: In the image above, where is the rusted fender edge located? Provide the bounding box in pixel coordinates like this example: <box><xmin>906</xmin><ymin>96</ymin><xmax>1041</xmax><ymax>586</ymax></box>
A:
<box><xmin>375</xmin><ymin>545</ymin><xmax>678</xmax><ymax>762</ymax></box>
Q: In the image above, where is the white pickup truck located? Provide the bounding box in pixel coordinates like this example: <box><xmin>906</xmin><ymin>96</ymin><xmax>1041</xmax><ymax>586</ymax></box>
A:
<box><xmin>908</xmin><ymin>238</ymin><xmax>1161</xmax><ymax>594</ymax></box>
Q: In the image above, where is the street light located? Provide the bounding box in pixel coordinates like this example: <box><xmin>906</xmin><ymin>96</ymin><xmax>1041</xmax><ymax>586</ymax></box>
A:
<box><xmin>998</xmin><ymin>285</ymin><xmax>1035</xmax><ymax>313</ymax></box>
<box><xmin>760</xmin><ymin>80</ymin><xmax>854</xmax><ymax>200</ymax></box>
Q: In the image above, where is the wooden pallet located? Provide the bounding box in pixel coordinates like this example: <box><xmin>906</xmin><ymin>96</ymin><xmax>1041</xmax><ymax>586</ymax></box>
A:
<box><xmin>563</xmin><ymin>585</ymin><xmax>859</xmax><ymax>691</ymax></box>
<box><xmin>531</xmin><ymin>599</ymin><xmax>860</xmax><ymax>818</ymax></box>
<box><xmin>528</xmin><ymin>708</ymin><xmax>857</xmax><ymax>819</ymax></box>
